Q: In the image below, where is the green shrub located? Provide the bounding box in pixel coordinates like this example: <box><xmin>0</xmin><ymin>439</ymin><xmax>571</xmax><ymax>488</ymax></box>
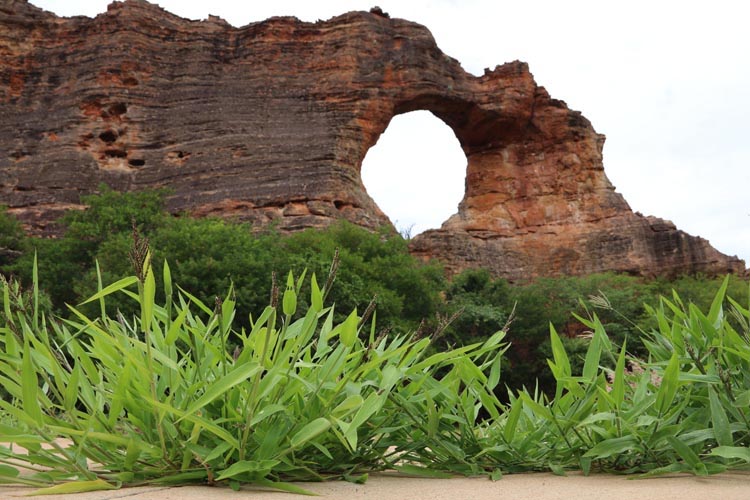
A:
<box><xmin>7</xmin><ymin>189</ymin><xmax>443</xmax><ymax>334</ymax></box>
<box><xmin>279</xmin><ymin>222</ymin><xmax>445</xmax><ymax>332</ymax></box>
<box><xmin>0</xmin><ymin>206</ymin><xmax>27</xmax><ymax>270</ymax></box>
<box><xmin>63</xmin><ymin>185</ymin><xmax>168</xmax><ymax>243</ymax></box>
<box><xmin>440</xmin><ymin>268</ymin><xmax>511</xmax><ymax>344</ymax></box>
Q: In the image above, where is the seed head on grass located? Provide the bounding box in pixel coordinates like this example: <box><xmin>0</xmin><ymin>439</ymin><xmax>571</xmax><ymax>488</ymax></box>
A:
<box><xmin>429</xmin><ymin>308</ymin><xmax>464</xmax><ymax>343</ymax></box>
<box><xmin>269</xmin><ymin>271</ymin><xmax>279</xmax><ymax>309</ymax></box>
<box><xmin>322</xmin><ymin>248</ymin><xmax>340</xmax><ymax>303</ymax></box>
<box><xmin>358</xmin><ymin>294</ymin><xmax>378</xmax><ymax>329</ymax></box>
<box><xmin>128</xmin><ymin>220</ymin><xmax>150</xmax><ymax>282</ymax></box>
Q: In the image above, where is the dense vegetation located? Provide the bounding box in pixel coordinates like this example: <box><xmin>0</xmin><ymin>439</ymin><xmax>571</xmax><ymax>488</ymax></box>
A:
<box><xmin>1</xmin><ymin>189</ymin><xmax>748</xmax><ymax>399</ymax></box>
<box><xmin>1</xmin><ymin>247</ymin><xmax>749</xmax><ymax>493</ymax></box>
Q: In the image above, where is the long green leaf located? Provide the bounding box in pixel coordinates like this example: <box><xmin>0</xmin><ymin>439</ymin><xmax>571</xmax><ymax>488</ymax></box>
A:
<box><xmin>79</xmin><ymin>276</ymin><xmax>138</xmax><ymax>305</ymax></box>
<box><xmin>656</xmin><ymin>351</ymin><xmax>680</xmax><ymax>415</ymax></box>
<box><xmin>282</xmin><ymin>271</ymin><xmax>297</xmax><ymax>317</ymax></box>
<box><xmin>166</xmin><ymin>306</ymin><xmax>190</xmax><ymax>346</ymax></box>
<box><xmin>0</xmin><ymin>464</ymin><xmax>19</xmax><ymax>479</ymax></box>
<box><xmin>710</xmin><ymin>446</ymin><xmax>750</xmax><ymax>463</ymax></box>
<box><xmin>253</xmin><ymin>478</ymin><xmax>318</xmax><ymax>496</ymax></box>
<box><xmin>144</xmin><ymin>398</ymin><xmax>239</xmax><ymax>448</ymax></box>
<box><xmin>549</xmin><ymin>324</ymin><xmax>570</xmax><ymax>400</ymax></box>
<box><xmin>215</xmin><ymin>459</ymin><xmax>280</xmax><ymax>481</ymax></box>
<box><xmin>582</xmin><ymin>318</ymin><xmax>604</xmax><ymax>380</ymax></box>
<box><xmin>344</xmin><ymin>393</ymin><xmax>385</xmax><ymax>450</ymax></box>
<box><xmin>340</xmin><ymin>309</ymin><xmax>358</xmax><ymax>348</ymax></box>
<box><xmin>611</xmin><ymin>341</ymin><xmax>627</xmax><ymax>411</ymax></box>
<box><xmin>290</xmin><ymin>417</ymin><xmax>331</xmax><ymax>450</ymax></box>
<box><xmin>549</xmin><ymin>324</ymin><xmax>571</xmax><ymax>377</ymax></box>
<box><xmin>32</xmin><ymin>253</ymin><xmax>39</xmax><ymax>331</ymax></box>
<box><xmin>21</xmin><ymin>340</ymin><xmax>43</xmax><ymax>427</ymax></box>
<box><xmin>142</xmin><ymin>262</ymin><xmax>156</xmax><ymax>335</ymax></box>
<box><xmin>503</xmin><ymin>398</ymin><xmax>523</xmax><ymax>443</ymax></box>
<box><xmin>310</xmin><ymin>274</ymin><xmax>323</xmax><ymax>313</ymax></box>
<box><xmin>2</xmin><ymin>279</ymin><xmax>12</xmax><ymax>327</ymax></box>
<box><xmin>179</xmin><ymin>362</ymin><xmax>262</xmax><ymax>421</ymax></box>
<box><xmin>707</xmin><ymin>276</ymin><xmax>729</xmax><ymax>326</ymax></box>
<box><xmin>583</xmin><ymin>435</ymin><xmax>638</xmax><ymax>459</ymax></box>
<box><xmin>709</xmin><ymin>387</ymin><xmax>733</xmax><ymax>447</ymax></box>
<box><xmin>393</xmin><ymin>464</ymin><xmax>453</xmax><ymax>478</ymax></box>
<box><xmin>667</xmin><ymin>436</ymin><xmax>707</xmax><ymax>475</ymax></box>
<box><xmin>30</xmin><ymin>479</ymin><xmax>117</xmax><ymax>495</ymax></box>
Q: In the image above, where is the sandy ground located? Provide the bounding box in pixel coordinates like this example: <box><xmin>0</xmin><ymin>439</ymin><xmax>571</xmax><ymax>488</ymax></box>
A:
<box><xmin>2</xmin><ymin>471</ymin><xmax>750</xmax><ymax>500</ymax></box>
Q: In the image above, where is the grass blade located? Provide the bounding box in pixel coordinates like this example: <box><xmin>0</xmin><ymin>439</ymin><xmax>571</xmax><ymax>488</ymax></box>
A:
<box><xmin>656</xmin><ymin>352</ymin><xmax>680</xmax><ymax>415</ymax></box>
<box><xmin>79</xmin><ymin>276</ymin><xmax>138</xmax><ymax>305</ymax></box>
<box><xmin>393</xmin><ymin>464</ymin><xmax>453</xmax><ymax>478</ymax></box>
<box><xmin>289</xmin><ymin>418</ymin><xmax>331</xmax><ymax>450</ymax></box>
<box><xmin>667</xmin><ymin>436</ymin><xmax>707</xmax><ymax>475</ymax></box>
<box><xmin>708</xmin><ymin>387</ymin><xmax>733</xmax><ymax>447</ymax></box>
<box><xmin>583</xmin><ymin>436</ymin><xmax>638</xmax><ymax>459</ymax></box>
<box><xmin>21</xmin><ymin>340</ymin><xmax>43</xmax><ymax>427</ymax></box>
<box><xmin>179</xmin><ymin>363</ymin><xmax>262</xmax><ymax>421</ymax></box>
<box><xmin>30</xmin><ymin>479</ymin><xmax>118</xmax><ymax>495</ymax></box>
<box><xmin>710</xmin><ymin>446</ymin><xmax>750</xmax><ymax>463</ymax></box>
<box><xmin>611</xmin><ymin>341</ymin><xmax>627</xmax><ymax>411</ymax></box>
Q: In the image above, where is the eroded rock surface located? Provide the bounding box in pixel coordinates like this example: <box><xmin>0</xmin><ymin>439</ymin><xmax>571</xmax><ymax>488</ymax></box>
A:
<box><xmin>1</xmin><ymin>0</ymin><xmax>744</xmax><ymax>279</ymax></box>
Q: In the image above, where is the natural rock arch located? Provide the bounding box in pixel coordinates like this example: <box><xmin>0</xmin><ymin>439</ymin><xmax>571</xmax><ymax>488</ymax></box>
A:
<box><xmin>0</xmin><ymin>1</ymin><xmax>744</xmax><ymax>280</ymax></box>
<box><xmin>360</xmin><ymin>110</ymin><xmax>466</xmax><ymax>236</ymax></box>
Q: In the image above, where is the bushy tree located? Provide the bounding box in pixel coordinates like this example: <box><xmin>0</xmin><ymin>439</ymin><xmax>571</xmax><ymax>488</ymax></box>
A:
<box><xmin>9</xmin><ymin>187</ymin><xmax>169</xmax><ymax>311</ymax></box>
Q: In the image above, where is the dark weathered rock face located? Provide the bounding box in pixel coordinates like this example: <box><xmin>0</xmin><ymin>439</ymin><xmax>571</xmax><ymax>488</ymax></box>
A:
<box><xmin>1</xmin><ymin>0</ymin><xmax>745</xmax><ymax>279</ymax></box>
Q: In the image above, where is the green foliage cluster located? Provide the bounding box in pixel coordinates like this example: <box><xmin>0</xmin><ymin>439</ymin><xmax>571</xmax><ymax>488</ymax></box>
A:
<box><xmin>1</xmin><ymin>188</ymin><xmax>748</xmax><ymax>398</ymax></box>
<box><xmin>0</xmin><ymin>256</ymin><xmax>507</xmax><ymax>493</ymax></box>
<box><xmin>478</xmin><ymin>276</ymin><xmax>750</xmax><ymax>476</ymax></box>
<box><xmin>2</xmin><ymin>188</ymin><xmax>444</xmax><ymax>335</ymax></box>
<box><xmin>0</xmin><ymin>206</ymin><xmax>27</xmax><ymax>268</ymax></box>
<box><xmin>1</xmin><ymin>255</ymin><xmax>749</xmax><ymax>493</ymax></box>
<box><xmin>440</xmin><ymin>268</ymin><xmax>749</xmax><ymax>396</ymax></box>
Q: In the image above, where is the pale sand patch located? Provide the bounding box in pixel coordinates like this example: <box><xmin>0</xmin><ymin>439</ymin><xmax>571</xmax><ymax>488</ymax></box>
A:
<box><xmin>1</xmin><ymin>471</ymin><xmax>749</xmax><ymax>500</ymax></box>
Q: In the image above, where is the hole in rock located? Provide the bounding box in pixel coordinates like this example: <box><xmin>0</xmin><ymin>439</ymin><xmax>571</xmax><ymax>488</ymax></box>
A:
<box><xmin>99</xmin><ymin>130</ymin><xmax>118</xmax><ymax>143</ymax></box>
<box><xmin>103</xmin><ymin>148</ymin><xmax>127</xmax><ymax>159</ymax></box>
<box><xmin>128</xmin><ymin>158</ymin><xmax>145</xmax><ymax>167</ymax></box>
<box><xmin>108</xmin><ymin>102</ymin><xmax>127</xmax><ymax>116</ymax></box>
<box><xmin>360</xmin><ymin>110</ymin><xmax>466</xmax><ymax>237</ymax></box>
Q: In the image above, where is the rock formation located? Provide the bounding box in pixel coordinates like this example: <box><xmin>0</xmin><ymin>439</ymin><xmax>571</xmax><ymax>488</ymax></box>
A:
<box><xmin>0</xmin><ymin>0</ymin><xmax>745</xmax><ymax>280</ymax></box>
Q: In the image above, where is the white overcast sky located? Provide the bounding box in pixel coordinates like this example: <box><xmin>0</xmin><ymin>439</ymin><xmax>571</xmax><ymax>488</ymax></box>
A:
<box><xmin>30</xmin><ymin>0</ymin><xmax>750</xmax><ymax>265</ymax></box>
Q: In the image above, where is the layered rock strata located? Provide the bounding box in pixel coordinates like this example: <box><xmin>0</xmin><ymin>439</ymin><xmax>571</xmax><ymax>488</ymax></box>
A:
<box><xmin>0</xmin><ymin>0</ymin><xmax>744</xmax><ymax>279</ymax></box>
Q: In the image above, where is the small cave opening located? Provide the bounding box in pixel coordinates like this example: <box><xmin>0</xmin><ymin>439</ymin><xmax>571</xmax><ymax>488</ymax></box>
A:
<box><xmin>108</xmin><ymin>102</ymin><xmax>127</xmax><ymax>116</ymax></box>
<box><xmin>103</xmin><ymin>148</ymin><xmax>127</xmax><ymax>159</ymax></box>
<box><xmin>99</xmin><ymin>130</ymin><xmax>118</xmax><ymax>143</ymax></box>
<box><xmin>360</xmin><ymin>110</ymin><xmax>466</xmax><ymax>237</ymax></box>
<box><xmin>128</xmin><ymin>158</ymin><xmax>146</xmax><ymax>167</ymax></box>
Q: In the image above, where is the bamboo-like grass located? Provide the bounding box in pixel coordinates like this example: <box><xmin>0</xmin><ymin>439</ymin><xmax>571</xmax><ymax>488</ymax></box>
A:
<box><xmin>0</xmin><ymin>250</ymin><xmax>507</xmax><ymax>494</ymax></box>
<box><xmin>1</xmin><ymin>247</ymin><xmax>749</xmax><ymax>494</ymax></box>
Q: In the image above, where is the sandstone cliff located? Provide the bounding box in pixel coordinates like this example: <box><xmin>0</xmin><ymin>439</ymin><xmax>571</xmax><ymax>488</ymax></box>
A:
<box><xmin>0</xmin><ymin>0</ymin><xmax>744</xmax><ymax>280</ymax></box>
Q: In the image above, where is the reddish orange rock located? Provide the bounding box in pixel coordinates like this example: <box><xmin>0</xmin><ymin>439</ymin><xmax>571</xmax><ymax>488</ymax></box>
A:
<box><xmin>0</xmin><ymin>0</ymin><xmax>744</xmax><ymax>279</ymax></box>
